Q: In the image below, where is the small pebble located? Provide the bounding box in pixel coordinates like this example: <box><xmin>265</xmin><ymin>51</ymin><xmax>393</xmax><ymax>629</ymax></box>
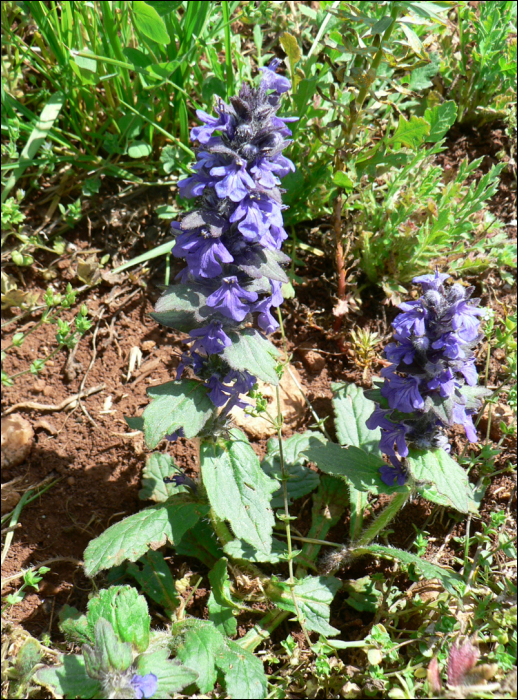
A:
<box><xmin>67</xmin><ymin>477</ymin><xmax>75</xmax><ymax>486</ymax></box>
<box><xmin>1</xmin><ymin>414</ymin><xmax>34</xmax><ymax>469</ymax></box>
<box><xmin>141</xmin><ymin>340</ymin><xmax>156</xmax><ymax>352</ymax></box>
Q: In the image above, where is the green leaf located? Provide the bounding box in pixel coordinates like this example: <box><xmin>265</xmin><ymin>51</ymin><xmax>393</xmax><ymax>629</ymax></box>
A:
<box><xmin>126</xmin><ymin>551</ymin><xmax>179</xmax><ymax>613</ymax></box>
<box><xmin>58</xmin><ymin>605</ymin><xmax>92</xmax><ymax>645</ymax></box>
<box><xmin>122</xmin><ymin>47</ymin><xmax>153</xmax><ymax>68</ymax></box>
<box><xmin>173</xmin><ymin>620</ymin><xmax>223</xmax><ymax>694</ymax></box>
<box><xmin>127</xmin><ymin>140</ymin><xmax>152</xmax><ymax>158</ymax></box>
<box><xmin>371</xmin><ymin>15</ymin><xmax>393</xmax><ymax>34</ymax></box>
<box><xmin>132</xmin><ymin>1</ymin><xmax>170</xmax><ymax>45</ymax></box>
<box><xmin>332</xmin><ymin>382</ymin><xmax>382</xmax><ymax>454</ymax></box>
<box><xmin>407</xmin><ymin>51</ymin><xmax>440</xmax><ymax>90</ymax></box>
<box><xmin>176</xmin><ymin>518</ymin><xmax>223</xmax><ymax>568</ymax></box>
<box><xmin>262</xmin><ymin>431</ymin><xmax>322</xmax><ymax>507</ymax></box>
<box><xmin>86</xmin><ymin>585</ymin><xmax>150</xmax><ymax>653</ymax></box>
<box><xmin>125</xmin><ymin>415</ymin><xmax>144</xmax><ymax>432</ymax></box>
<box><xmin>268</xmin><ymin>575</ymin><xmax>341</xmax><ymax>637</ymax></box>
<box><xmin>151</xmin><ymin>283</ymin><xmax>219</xmax><ymax>332</ymax></box>
<box><xmin>135</xmin><ymin>647</ymin><xmax>198</xmax><ymax>696</ymax></box>
<box><xmin>424</xmin><ymin>100</ymin><xmax>458</xmax><ymax>142</ymax></box>
<box><xmin>34</xmin><ymin>655</ymin><xmax>99</xmax><ymax>699</ymax></box>
<box><xmin>389</xmin><ymin>114</ymin><xmax>430</xmax><ymax>150</ymax></box>
<box><xmin>304</xmin><ymin>438</ymin><xmax>404</xmax><ymax>495</ymax></box>
<box><xmin>2</xmin><ymin>92</ymin><xmax>65</xmax><ymax>202</ymax></box>
<box><xmin>143</xmin><ymin>379</ymin><xmax>214</xmax><ymax>449</ymax></box>
<box><xmin>332</xmin><ymin>171</ymin><xmax>354</xmax><ymax>190</ymax></box>
<box><xmin>299</xmin><ymin>475</ymin><xmax>349</xmax><ymax>564</ymax></box>
<box><xmin>201</xmin><ymin>430</ymin><xmax>278</xmax><ymax>552</ymax></box>
<box><xmin>399</xmin><ymin>21</ymin><xmax>426</xmax><ymax>56</ymax></box>
<box><xmin>208</xmin><ymin>558</ymin><xmax>241</xmax><ymax>611</ymax></box>
<box><xmin>84</xmin><ymin>499</ymin><xmax>209</xmax><ymax>576</ymax></box>
<box><xmin>237</xmin><ymin>247</ymin><xmax>290</xmax><ymax>284</ymax></box>
<box><xmin>139</xmin><ymin>452</ymin><xmax>186</xmax><ymax>502</ymax></box>
<box><xmin>279</xmin><ymin>32</ymin><xmax>301</xmax><ymax>66</ymax></box>
<box><xmin>13</xmin><ymin>637</ymin><xmax>41</xmax><ymax>684</ymax></box>
<box><xmin>216</xmin><ymin>639</ymin><xmax>267</xmax><ymax>699</ymax></box>
<box><xmin>359</xmin><ymin>544</ymin><xmax>463</xmax><ymax>595</ymax></box>
<box><xmin>343</xmin><ymin>576</ymin><xmax>383</xmax><ymax>613</ymax></box>
<box><xmin>223</xmin><ymin>537</ymin><xmax>288</xmax><ymax>564</ymax></box>
<box><xmin>208</xmin><ymin>591</ymin><xmax>237</xmax><ymax>637</ymax></box>
<box><xmin>406</xmin><ymin>449</ymin><xmax>477</xmax><ymax>514</ymax></box>
<box><xmin>83</xmin><ymin>619</ymin><xmax>133</xmax><ymax>676</ymax></box>
<box><xmin>144</xmin><ymin>1</ymin><xmax>182</xmax><ymax>16</ymax></box>
<box><xmin>222</xmin><ymin>329</ymin><xmax>280</xmax><ymax>385</ymax></box>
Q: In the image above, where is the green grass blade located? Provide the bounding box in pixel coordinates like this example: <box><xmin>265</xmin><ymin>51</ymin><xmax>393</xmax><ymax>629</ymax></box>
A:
<box><xmin>112</xmin><ymin>240</ymin><xmax>176</xmax><ymax>273</ymax></box>
<box><xmin>2</xmin><ymin>92</ymin><xmax>65</xmax><ymax>202</ymax></box>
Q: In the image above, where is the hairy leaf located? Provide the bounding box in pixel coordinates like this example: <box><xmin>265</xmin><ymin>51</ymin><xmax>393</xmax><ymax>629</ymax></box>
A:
<box><xmin>135</xmin><ymin>648</ymin><xmax>198</xmax><ymax>696</ymax></box>
<box><xmin>223</xmin><ymin>537</ymin><xmax>288</xmax><ymax>564</ymax></box>
<box><xmin>139</xmin><ymin>452</ymin><xmax>187</xmax><ymax>502</ymax></box>
<box><xmin>268</xmin><ymin>575</ymin><xmax>341</xmax><ymax>636</ymax></box>
<box><xmin>86</xmin><ymin>585</ymin><xmax>150</xmax><ymax>653</ymax></box>
<box><xmin>332</xmin><ymin>382</ymin><xmax>382</xmax><ymax>454</ymax></box>
<box><xmin>222</xmin><ymin>329</ymin><xmax>280</xmax><ymax>385</ymax></box>
<box><xmin>406</xmin><ymin>449</ymin><xmax>477</xmax><ymax>514</ymax></box>
<box><xmin>208</xmin><ymin>591</ymin><xmax>237</xmax><ymax>637</ymax></box>
<box><xmin>84</xmin><ymin>499</ymin><xmax>209</xmax><ymax>576</ymax></box>
<box><xmin>173</xmin><ymin>620</ymin><xmax>223</xmax><ymax>693</ymax></box>
<box><xmin>175</xmin><ymin>518</ymin><xmax>223</xmax><ymax>568</ymax></box>
<box><xmin>262</xmin><ymin>431</ymin><xmax>323</xmax><ymax>507</ymax></box>
<box><xmin>34</xmin><ymin>655</ymin><xmax>99</xmax><ymax>699</ymax></box>
<box><xmin>126</xmin><ymin>551</ymin><xmax>179</xmax><ymax>613</ymax></box>
<box><xmin>304</xmin><ymin>438</ymin><xmax>405</xmax><ymax>495</ymax></box>
<box><xmin>143</xmin><ymin>379</ymin><xmax>213</xmax><ymax>448</ymax></box>
<box><xmin>216</xmin><ymin>639</ymin><xmax>267</xmax><ymax>699</ymax></box>
<box><xmin>359</xmin><ymin>544</ymin><xmax>463</xmax><ymax>595</ymax></box>
<box><xmin>201</xmin><ymin>430</ymin><xmax>277</xmax><ymax>552</ymax></box>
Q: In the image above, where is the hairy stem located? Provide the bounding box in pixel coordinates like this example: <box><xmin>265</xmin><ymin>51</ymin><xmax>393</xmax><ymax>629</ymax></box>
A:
<box><xmin>276</xmin><ymin>384</ymin><xmax>312</xmax><ymax>648</ymax></box>
<box><xmin>352</xmin><ymin>490</ymin><xmax>410</xmax><ymax>551</ymax></box>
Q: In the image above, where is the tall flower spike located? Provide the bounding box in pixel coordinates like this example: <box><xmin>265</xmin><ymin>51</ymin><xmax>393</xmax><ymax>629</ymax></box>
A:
<box><xmin>367</xmin><ymin>270</ymin><xmax>489</xmax><ymax>486</ymax></box>
<box><xmin>156</xmin><ymin>59</ymin><xmax>296</xmax><ymax>411</ymax></box>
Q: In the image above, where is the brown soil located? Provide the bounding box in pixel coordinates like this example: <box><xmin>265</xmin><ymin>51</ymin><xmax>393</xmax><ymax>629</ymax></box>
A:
<box><xmin>1</xmin><ymin>122</ymin><xmax>516</xmax><ymax>656</ymax></box>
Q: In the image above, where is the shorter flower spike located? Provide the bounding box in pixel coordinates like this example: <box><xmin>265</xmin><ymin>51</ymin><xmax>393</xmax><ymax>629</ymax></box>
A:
<box><xmin>367</xmin><ymin>270</ymin><xmax>488</xmax><ymax>484</ymax></box>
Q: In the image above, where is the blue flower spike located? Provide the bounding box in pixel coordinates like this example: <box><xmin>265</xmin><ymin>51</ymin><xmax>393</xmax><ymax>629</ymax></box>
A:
<box><xmin>367</xmin><ymin>271</ymin><xmax>487</xmax><ymax>486</ymax></box>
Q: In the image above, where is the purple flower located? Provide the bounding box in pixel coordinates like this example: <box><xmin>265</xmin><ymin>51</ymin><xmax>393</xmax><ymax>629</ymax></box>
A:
<box><xmin>259</xmin><ymin>58</ymin><xmax>291</xmax><ymax>94</ymax></box>
<box><xmin>392</xmin><ymin>300</ymin><xmax>427</xmax><ymax>337</ymax></box>
<box><xmin>191</xmin><ymin>108</ymin><xmax>233</xmax><ymax>144</ymax></box>
<box><xmin>211</xmin><ymin>161</ymin><xmax>255</xmax><ymax>202</ymax></box>
<box><xmin>185</xmin><ymin>235</ymin><xmax>234</xmax><ymax>279</ymax></box>
<box><xmin>412</xmin><ymin>270</ymin><xmax>450</xmax><ymax>291</ymax></box>
<box><xmin>447</xmin><ymin>299</ymin><xmax>483</xmax><ymax>342</ymax></box>
<box><xmin>452</xmin><ymin>403</ymin><xmax>478</xmax><ymax>442</ymax></box>
<box><xmin>427</xmin><ymin>367</ymin><xmax>456</xmax><ymax>398</ymax></box>
<box><xmin>177</xmin><ymin>170</ymin><xmax>217</xmax><ymax>199</ymax></box>
<box><xmin>385</xmin><ymin>339</ymin><xmax>415</xmax><ymax>365</ymax></box>
<box><xmin>381</xmin><ymin>372</ymin><xmax>425</xmax><ymax>413</ymax></box>
<box><xmin>165</xmin><ymin>428</ymin><xmax>185</xmax><ymax>442</ymax></box>
<box><xmin>131</xmin><ymin>673</ymin><xmax>158</xmax><ymax>700</ymax></box>
<box><xmin>224</xmin><ymin>370</ymin><xmax>256</xmax><ymax>394</ymax></box>
<box><xmin>153</xmin><ymin>68</ymin><xmax>294</xmax><ymax>420</ymax></box>
<box><xmin>205</xmin><ymin>376</ymin><xmax>232</xmax><ymax>407</ymax></box>
<box><xmin>187</xmin><ymin>321</ymin><xmax>232</xmax><ymax>355</ymax></box>
<box><xmin>206</xmin><ymin>276</ymin><xmax>258</xmax><ymax>322</ymax></box>
<box><xmin>431</xmin><ymin>333</ymin><xmax>466</xmax><ymax>360</ymax></box>
<box><xmin>380</xmin><ymin>456</ymin><xmax>407</xmax><ymax>486</ymax></box>
<box><xmin>367</xmin><ymin>270</ymin><xmax>487</xmax><ymax>465</ymax></box>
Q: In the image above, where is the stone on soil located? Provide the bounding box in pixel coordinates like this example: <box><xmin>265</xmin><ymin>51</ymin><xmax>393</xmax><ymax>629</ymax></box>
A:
<box><xmin>230</xmin><ymin>364</ymin><xmax>306</xmax><ymax>439</ymax></box>
<box><xmin>1</xmin><ymin>414</ymin><xmax>34</xmax><ymax>469</ymax></box>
